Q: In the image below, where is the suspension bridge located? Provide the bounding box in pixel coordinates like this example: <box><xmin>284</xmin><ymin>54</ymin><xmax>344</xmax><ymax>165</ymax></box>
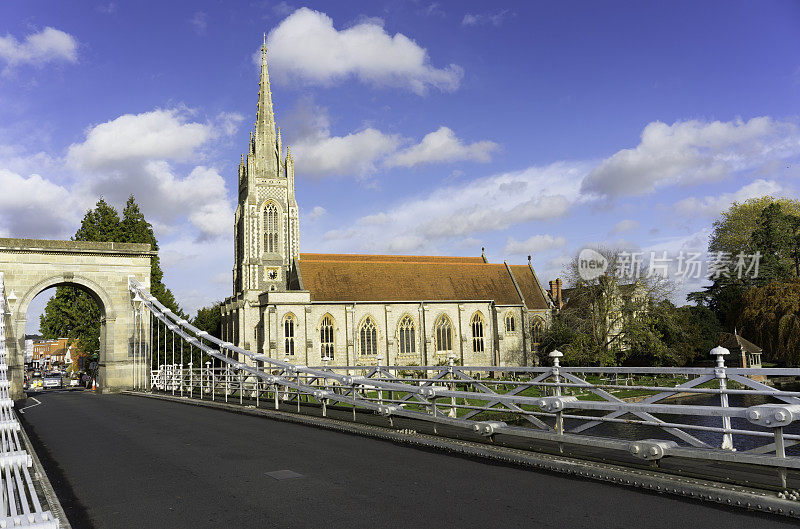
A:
<box><xmin>3</xmin><ymin>245</ymin><xmax>800</xmax><ymax>526</ymax></box>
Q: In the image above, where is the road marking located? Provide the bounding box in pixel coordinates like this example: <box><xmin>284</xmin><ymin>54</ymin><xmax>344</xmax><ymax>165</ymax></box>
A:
<box><xmin>18</xmin><ymin>397</ymin><xmax>41</xmax><ymax>414</ymax></box>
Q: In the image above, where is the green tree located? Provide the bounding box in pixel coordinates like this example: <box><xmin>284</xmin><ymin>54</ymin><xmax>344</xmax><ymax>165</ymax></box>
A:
<box><xmin>707</xmin><ymin>196</ymin><xmax>800</xmax><ymax>258</ymax></box>
<box><xmin>751</xmin><ymin>202</ymin><xmax>800</xmax><ymax>282</ymax></box>
<box><xmin>73</xmin><ymin>198</ymin><xmax>122</xmax><ymax>242</ymax></box>
<box><xmin>119</xmin><ymin>196</ymin><xmax>185</xmax><ymax>317</ymax></box>
<box><xmin>39</xmin><ymin>287</ymin><xmax>101</xmax><ymax>357</ymax></box>
<box><xmin>738</xmin><ymin>279</ymin><xmax>800</xmax><ymax>365</ymax></box>
<box><xmin>192</xmin><ymin>303</ymin><xmax>222</xmax><ymax>339</ymax></box>
<box><xmin>39</xmin><ymin>196</ymin><xmax>184</xmax><ymax>371</ymax></box>
<box><xmin>674</xmin><ymin>305</ymin><xmax>722</xmax><ymax>364</ymax></box>
<box><xmin>689</xmin><ymin>196</ymin><xmax>800</xmax><ymax>327</ymax></box>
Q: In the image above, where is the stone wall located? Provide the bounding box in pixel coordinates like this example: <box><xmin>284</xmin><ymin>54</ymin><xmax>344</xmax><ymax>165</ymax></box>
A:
<box><xmin>255</xmin><ymin>299</ymin><xmax>541</xmax><ymax>368</ymax></box>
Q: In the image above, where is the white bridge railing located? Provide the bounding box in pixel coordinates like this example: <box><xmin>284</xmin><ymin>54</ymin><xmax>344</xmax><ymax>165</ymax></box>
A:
<box><xmin>129</xmin><ymin>277</ymin><xmax>800</xmax><ymax>492</ymax></box>
<box><xmin>0</xmin><ymin>273</ymin><xmax>59</xmax><ymax>528</ymax></box>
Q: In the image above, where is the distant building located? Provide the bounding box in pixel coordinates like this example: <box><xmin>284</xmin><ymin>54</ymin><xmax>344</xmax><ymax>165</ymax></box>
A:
<box><xmin>717</xmin><ymin>332</ymin><xmax>762</xmax><ymax>369</ymax></box>
<box><xmin>553</xmin><ymin>278</ymin><xmax>649</xmax><ymax>352</ymax></box>
<box><xmin>32</xmin><ymin>338</ymin><xmax>70</xmax><ymax>368</ymax></box>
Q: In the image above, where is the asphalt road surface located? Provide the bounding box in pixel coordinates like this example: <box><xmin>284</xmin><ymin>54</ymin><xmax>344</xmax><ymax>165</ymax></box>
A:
<box><xmin>17</xmin><ymin>391</ymin><xmax>799</xmax><ymax>529</ymax></box>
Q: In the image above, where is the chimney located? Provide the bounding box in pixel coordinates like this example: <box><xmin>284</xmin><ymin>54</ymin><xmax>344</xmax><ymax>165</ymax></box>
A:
<box><xmin>555</xmin><ymin>278</ymin><xmax>563</xmax><ymax>309</ymax></box>
<box><xmin>549</xmin><ymin>280</ymin><xmax>557</xmax><ymax>300</ymax></box>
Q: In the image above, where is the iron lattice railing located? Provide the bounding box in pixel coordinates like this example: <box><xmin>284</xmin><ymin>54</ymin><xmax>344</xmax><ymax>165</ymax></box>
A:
<box><xmin>0</xmin><ymin>273</ymin><xmax>59</xmax><ymax>528</ymax></box>
<box><xmin>129</xmin><ymin>277</ymin><xmax>800</xmax><ymax>491</ymax></box>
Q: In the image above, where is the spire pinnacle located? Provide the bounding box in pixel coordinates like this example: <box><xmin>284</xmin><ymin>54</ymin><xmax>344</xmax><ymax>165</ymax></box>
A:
<box><xmin>255</xmin><ymin>36</ymin><xmax>275</xmax><ymax>139</ymax></box>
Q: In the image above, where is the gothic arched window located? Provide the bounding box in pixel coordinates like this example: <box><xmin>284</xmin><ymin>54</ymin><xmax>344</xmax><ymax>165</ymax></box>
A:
<box><xmin>284</xmin><ymin>314</ymin><xmax>295</xmax><ymax>356</ymax></box>
<box><xmin>435</xmin><ymin>315</ymin><xmax>453</xmax><ymax>354</ymax></box>
<box><xmin>472</xmin><ymin>313</ymin><xmax>485</xmax><ymax>353</ymax></box>
<box><xmin>505</xmin><ymin>312</ymin><xmax>516</xmax><ymax>333</ymax></box>
<box><xmin>531</xmin><ymin>317</ymin><xmax>545</xmax><ymax>345</ymax></box>
<box><xmin>263</xmin><ymin>202</ymin><xmax>279</xmax><ymax>254</ymax></box>
<box><xmin>398</xmin><ymin>315</ymin><xmax>416</xmax><ymax>355</ymax></box>
<box><xmin>359</xmin><ymin>316</ymin><xmax>378</xmax><ymax>356</ymax></box>
<box><xmin>320</xmin><ymin>314</ymin><xmax>335</xmax><ymax>360</ymax></box>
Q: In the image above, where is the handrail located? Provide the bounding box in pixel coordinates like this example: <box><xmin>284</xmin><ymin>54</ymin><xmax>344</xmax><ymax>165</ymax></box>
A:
<box><xmin>0</xmin><ymin>272</ymin><xmax>59</xmax><ymax>528</ymax></box>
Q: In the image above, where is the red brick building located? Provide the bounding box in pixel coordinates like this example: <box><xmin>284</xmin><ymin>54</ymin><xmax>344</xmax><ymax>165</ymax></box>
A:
<box><xmin>32</xmin><ymin>338</ymin><xmax>70</xmax><ymax>367</ymax></box>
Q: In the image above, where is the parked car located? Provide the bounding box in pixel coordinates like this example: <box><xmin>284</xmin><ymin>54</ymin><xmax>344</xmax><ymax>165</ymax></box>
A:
<box><xmin>43</xmin><ymin>373</ymin><xmax>62</xmax><ymax>389</ymax></box>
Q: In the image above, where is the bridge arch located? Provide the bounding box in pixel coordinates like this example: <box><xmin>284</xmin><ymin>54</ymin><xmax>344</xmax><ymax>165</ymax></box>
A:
<box><xmin>0</xmin><ymin>238</ymin><xmax>154</xmax><ymax>399</ymax></box>
<box><xmin>18</xmin><ymin>273</ymin><xmax>117</xmax><ymax>322</ymax></box>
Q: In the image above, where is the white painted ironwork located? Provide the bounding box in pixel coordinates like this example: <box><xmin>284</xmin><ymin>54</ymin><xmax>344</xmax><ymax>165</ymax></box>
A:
<box><xmin>128</xmin><ymin>277</ymin><xmax>800</xmax><ymax>490</ymax></box>
<box><xmin>0</xmin><ymin>273</ymin><xmax>59</xmax><ymax>528</ymax></box>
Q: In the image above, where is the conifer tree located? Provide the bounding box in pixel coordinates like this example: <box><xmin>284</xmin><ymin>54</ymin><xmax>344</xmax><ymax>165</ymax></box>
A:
<box><xmin>39</xmin><ymin>196</ymin><xmax>185</xmax><ymax>367</ymax></box>
<box><xmin>119</xmin><ymin>196</ymin><xmax>185</xmax><ymax>317</ymax></box>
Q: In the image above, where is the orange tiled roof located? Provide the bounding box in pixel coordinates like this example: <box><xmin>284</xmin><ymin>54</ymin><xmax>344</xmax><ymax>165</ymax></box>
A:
<box><xmin>299</xmin><ymin>253</ymin><xmax>484</xmax><ymax>264</ymax></box>
<box><xmin>508</xmin><ymin>265</ymin><xmax>549</xmax><ymax>310</ymax></box>
<box><xmin>297</xmin><ymin>254</ymin><xmax>541</xmax><ymax>306</ymax></box>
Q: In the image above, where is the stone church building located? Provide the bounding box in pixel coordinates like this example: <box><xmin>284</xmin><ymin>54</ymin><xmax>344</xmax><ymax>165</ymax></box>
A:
<box><xmin>221</xmin><ymin>42</ymin><xmax>553</xmax><ymax>368</ymax></box>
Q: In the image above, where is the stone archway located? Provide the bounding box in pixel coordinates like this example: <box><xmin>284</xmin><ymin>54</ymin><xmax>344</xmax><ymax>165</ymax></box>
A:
<box><xmin>0</xmin><ymin>238</ymin><xmax>153</xmax><ymax>399</ymax></box>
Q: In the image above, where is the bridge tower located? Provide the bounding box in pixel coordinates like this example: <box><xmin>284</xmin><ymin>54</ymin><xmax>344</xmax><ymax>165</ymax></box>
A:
<box><xmin>0</xmin><ymin>238</ymin><xmax>153</xmax><ymax>399</ymax></box>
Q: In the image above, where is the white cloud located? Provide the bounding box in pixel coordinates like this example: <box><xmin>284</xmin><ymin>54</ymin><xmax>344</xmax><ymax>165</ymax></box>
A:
<box><xmin>0</xmin><ymin>169</ymin><xmax>82</xmax><ymax>237</ymax></box>
<box><xmin>67</xmin><ymin>109</ymin><xmax>212</xmax><ymax>171</ymax></box>
<box><xmin>190</xmin><ymin>12</ymin><xmax>208</xmax><ymax>35</ymax></box>
<box><xmin>386</xmin><ymin>126</ymin><xmax>498</xmax><ymax>168</ymax></box>
<box><xmin>581</xmin><ymin>117</ymin><xmax>800</xmax><ymax>198</ymax></box>
<box><xmin>0</xmin><ymin>145</ymin><xmax>58</xmax><ymax>178</ymax></box>
<box><xmin>322</xmin><ymin>161</ymin><xmax>588</xmax><ymax>253</ymax></box>
<box><xmin>263</xmin><ymin>7</ymin><xmax>462</xmax><ymax>94</ymax></box>
<box><xmin>419</xmin><ymin>3</ymin><xmax>446</xmax><ymax>18</ymax></box>
<box><xmin>673</xmin><ymin>179</ymin><xmax>783</xmax><ymax>218</ymax></box>
<box><xmin>294</xmin><ymin>126</ymin><xmax>401</xmax><ymax>177</ymax></box>
<box><xmin>96</xmin><ymin>3</ymin><xmax>117</xmax><ymax>14</ymax></box>
<box><xmin>288</xmin><ymin>102</ymin><xmax>497</xmax><ymax>178</ymax></box>
<box><xmin>159</xmin><ymin>236</ymin><xmax>233</xmax><ymax>316</ymax></box>
<box><xmin>0</xmin><ymin>27</ymin><xmax>78</xmax><ymax>68</ymax></box>
<box><xmin>215</xmin><ymin>111</ymin><xmax>244</xmax><ymax>136</ymax></box>
<box><xmin>307</xmin><ymin>206</ymin><xmax>327</xmax><ymax>220</ymax></box>
<box><xmin>610</xmin><ymin>219</ymin><xmax>640</xmax><ymax>234</ymax></box>
<box><xmin>503</xmin><ymin>234</ymin><xmax>566</xmax><ymax>256</ymax></box>
<box><xmin>272</xmin><ymin>1</ymin><xmax>295</xmax><ymax>17</ymax></box>
<box><xmin>462</xmin><ymin>10</ymin><xmax>514</xmax><ymax>27</ymax></box>
<box><xmin>64</xmin><ymin>109</ymin><xmax>233</xmax><ymax>239</ymax></box>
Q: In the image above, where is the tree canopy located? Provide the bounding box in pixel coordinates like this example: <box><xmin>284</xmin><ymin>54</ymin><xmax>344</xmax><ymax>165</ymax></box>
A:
<box><xmin>39</xmin><ymin>196</ymin><xmax>185</xmax><ymax>365</ymax></box>
<box><xmin>690</xmin><ymin>196</ymin><xmax>800</xmax><ymax>364</ymax></box>
<box><xmin>192</xmin><ymin>303</ymin><xmax>222</xmax><ymax>340</ymax></box>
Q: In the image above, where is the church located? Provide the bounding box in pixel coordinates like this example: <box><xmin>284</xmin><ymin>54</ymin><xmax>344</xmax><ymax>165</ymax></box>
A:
<box><xmin>220</xmin><ymin>41</ymin><xmax>554</xmax><ymax>368</ymax></box>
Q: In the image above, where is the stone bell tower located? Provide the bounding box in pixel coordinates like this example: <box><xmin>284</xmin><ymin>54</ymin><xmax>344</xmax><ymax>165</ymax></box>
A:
<box><xmin>233</xmin><ymin>36</ymin><xmax>300</xmax><ymax>298</ymax></box>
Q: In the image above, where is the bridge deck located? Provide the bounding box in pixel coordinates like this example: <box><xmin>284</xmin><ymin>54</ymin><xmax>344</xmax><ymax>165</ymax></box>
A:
<box><xmin>18</xmin><ymin>391</ymin><xmax>797</xmax><ymax>529</ymax></box>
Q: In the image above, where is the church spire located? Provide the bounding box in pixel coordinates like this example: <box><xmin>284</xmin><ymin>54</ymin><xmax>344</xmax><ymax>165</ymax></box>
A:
<box><xmin>255</xmin><ymin>35</ymin><xmax>276</xmax><ymax>142</ymax></box>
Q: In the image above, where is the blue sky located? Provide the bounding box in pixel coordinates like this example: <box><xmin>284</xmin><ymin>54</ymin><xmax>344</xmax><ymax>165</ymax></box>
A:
<box><xmin>2</xmin><ymin>0</ymin><xmax>799</xmax><ymax>331</ymax></box>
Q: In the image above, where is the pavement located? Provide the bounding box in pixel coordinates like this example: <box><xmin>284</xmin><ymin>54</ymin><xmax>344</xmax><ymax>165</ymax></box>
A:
<box><xmin>17</xmin><ymin>391</ymin><xmax>800</xmax><ymax>529</ymax></box>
